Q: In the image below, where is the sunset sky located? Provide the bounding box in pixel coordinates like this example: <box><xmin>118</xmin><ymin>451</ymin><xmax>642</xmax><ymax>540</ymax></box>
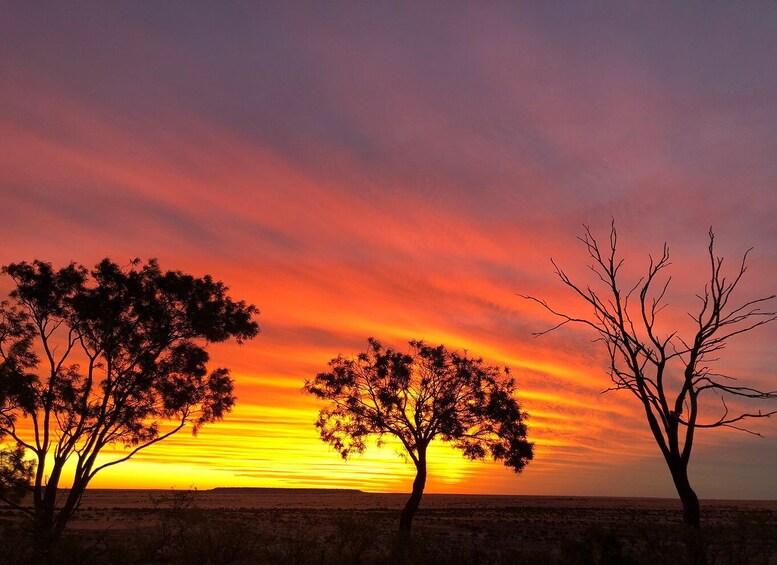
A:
<box><xmin>2</xmin><ymin>2</ymin><xmax>776</xmax><ymax>499</ymax></box>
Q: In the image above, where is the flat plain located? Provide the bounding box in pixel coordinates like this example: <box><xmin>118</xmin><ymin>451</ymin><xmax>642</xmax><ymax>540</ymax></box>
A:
<box><xmin>2</xmin><ymin>489</ymin><xmax>777</xmax><ymax>564</ymax></box>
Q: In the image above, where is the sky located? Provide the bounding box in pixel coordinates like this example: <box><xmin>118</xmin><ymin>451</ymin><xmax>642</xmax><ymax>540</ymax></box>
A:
<box><xmin>1</xmin><ymin>2</ymin><xmax>777</xmax><ymax>499</ymax></box>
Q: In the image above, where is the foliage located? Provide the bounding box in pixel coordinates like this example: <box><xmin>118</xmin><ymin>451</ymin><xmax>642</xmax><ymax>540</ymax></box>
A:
<box><xmin>305</xmin><ymin>337</ymin><xmax>533</xmax><ymax>473</ymax></box>
<box><xmin>0</xmin><ymin>258</ymin><xmax>259</xmax><ymax>552</ymax></box>
<box><xmin>0</xmin><ymin>444</ymin><xmax>33</xmax><ymax>504</ymax></box>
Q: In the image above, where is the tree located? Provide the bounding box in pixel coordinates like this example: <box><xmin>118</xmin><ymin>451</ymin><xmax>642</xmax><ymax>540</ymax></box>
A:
<box><xmin>304</xmin><ymin>338</ymin><xmax>533</xmax><ymax>554</ymax></box>
<box><xmin>0</xmin><ymin>259</ymin><xmax>259</xmax><ymax>557</ymax></box>
<box><xmin>522</xmin><ymin>224</ymin><xmax>776</xmax><ymax>527</ymax></box>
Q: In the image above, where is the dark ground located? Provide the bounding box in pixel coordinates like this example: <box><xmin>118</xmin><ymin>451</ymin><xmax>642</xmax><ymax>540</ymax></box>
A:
<box><xmin>1</xmin><ymin>489</ymin><xmax>776</xmax><ymax>564</ymax></box>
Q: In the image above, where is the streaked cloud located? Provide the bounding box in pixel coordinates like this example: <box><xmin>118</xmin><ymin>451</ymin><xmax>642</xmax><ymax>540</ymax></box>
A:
<box><xmin>2</xmin><ymin>2</ymin><xmax>776</xmax><ymax>498</ymax></box>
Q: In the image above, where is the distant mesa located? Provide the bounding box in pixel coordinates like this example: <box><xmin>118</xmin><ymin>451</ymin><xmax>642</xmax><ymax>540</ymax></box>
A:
<box><xmin>208</xmin><ymin>487</ymin><xmax>365</xmax><ymax>494</ymax></box>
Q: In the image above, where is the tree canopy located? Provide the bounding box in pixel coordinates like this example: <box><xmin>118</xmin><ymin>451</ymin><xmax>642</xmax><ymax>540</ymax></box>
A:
<box><xmin>306</xmin><ymin>338</ymin><xmax>533</xmax><ymax>471</ymax></box>
<box><xmin>0</xmin><ymin>258</ymin><xmax>259</xmax><ymax>554</ymax></box>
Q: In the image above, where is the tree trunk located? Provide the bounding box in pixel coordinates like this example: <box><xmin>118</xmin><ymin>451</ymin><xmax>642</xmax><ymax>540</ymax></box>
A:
<box><xmin>31</xmin><ymin>457</ymin><xmax>64</xmax><ymax>562</ymax></box>
<box><xmin>669</xmin><ymin>461</ymin><xmax>700</xmax><ymax>527</ymax></box>
<box><xmin>32</xmin><ymin>514</ymin><xmax>57</xmax><ymax>563</ymax></box>
<box><xmin>395</xmin><ymin>451</ymin><xmax>427</xmax><ymax>563</ymax></box>
<box><xmin>670</xmin><ymin>462</ymin><xmax>708</xmax><ymax>564</ymax></box>
<box><xmin>32</xmin><ymin>476</ymin><xmax>89</xmax><ymax>562</ymax></box>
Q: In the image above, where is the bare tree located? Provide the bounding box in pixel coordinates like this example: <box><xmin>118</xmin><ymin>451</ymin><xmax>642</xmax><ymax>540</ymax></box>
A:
<box><xmin>304</xmin><ymin>338</ymin><xmax>533</xmax><ymax>556</ymax></box>
<box><xmin>522</xmin><ymin>223</ymin><xmax>776</xmax><ymax>526</ymax></box>
<box><xmin>0</xmin><ymin>259</ymin><xmax>259</xmax><ymax>558</ymax></box>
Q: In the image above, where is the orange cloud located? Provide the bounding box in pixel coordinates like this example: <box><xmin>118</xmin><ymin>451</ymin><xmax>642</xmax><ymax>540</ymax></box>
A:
<box><xmin>2</xmin><ymin>3</ymin><xmax>777</xmax><ymax>498</ymax></box>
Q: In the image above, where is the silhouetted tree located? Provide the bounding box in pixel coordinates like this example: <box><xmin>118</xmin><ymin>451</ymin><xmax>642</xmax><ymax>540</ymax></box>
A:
<box><xmin>304</xmin><ymin>338</ymin><xmax>533</xmax><ymax>555</ymax></box>
<box><xmin>0</xmin><ymin>259</ymin><xmax>259</xmax><ymax>558</ymax></box>
<box><xmin>522</xmin><ymin>224</ymin><xmax>776</xmax><ymax>527</ymax></box>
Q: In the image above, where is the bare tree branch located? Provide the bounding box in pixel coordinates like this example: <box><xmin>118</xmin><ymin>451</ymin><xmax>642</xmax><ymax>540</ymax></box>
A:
<box><xmin>522</xmin><ymin>224</ymin><xmax>776</xmax><ymax>526</ymax></box>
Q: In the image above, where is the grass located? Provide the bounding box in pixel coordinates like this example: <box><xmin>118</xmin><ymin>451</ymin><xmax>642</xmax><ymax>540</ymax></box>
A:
<box><xmin>1</xmin><ymin>491</ymin><xmax>776</xmax><ymax>564</ymax></box>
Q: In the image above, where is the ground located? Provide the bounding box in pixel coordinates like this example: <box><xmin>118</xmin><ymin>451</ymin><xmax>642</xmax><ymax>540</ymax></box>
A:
<box><xmin>1</xmin><ymin>489</ymin><xmax>776</xmax><ymax>564</ymax></box>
